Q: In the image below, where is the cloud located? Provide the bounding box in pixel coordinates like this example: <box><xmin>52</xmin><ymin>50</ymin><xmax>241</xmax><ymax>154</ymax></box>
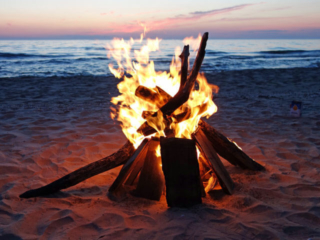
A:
<box><xmin>82</xmin><ymin>3</ymin><xmax>261</xmax><ymax>37</ymax></box>
<box><xmin>139</xmin><ymin>3</ymin><xmax>259</xmax><ymax>32</ymax></box>
<box><xmin>217</xmin><ymin>16</ymin><xmax>295</xmax><ymax>22</ymax></box>
<box><xmin>190</xmin><ymin>4</ymin><xmax>255</xmax><ymax>16</ymax></box>
<box><xmin>261</xmin><ymin>6</ymin><xmax>291</xmax><ymax>12</ymax></box>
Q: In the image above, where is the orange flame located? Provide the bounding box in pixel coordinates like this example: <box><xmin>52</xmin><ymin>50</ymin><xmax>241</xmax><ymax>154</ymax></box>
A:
<box><xmin>107</xmin><ymin>33</ymin><xmax>218</xmax><ymax>148</ymax></box>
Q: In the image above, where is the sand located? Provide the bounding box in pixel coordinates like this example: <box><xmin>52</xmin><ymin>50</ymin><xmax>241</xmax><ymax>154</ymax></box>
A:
<box><xmin>1</xmin><ymin>67</ymin><xmax>320</xmax><ymax>239</ymax></box>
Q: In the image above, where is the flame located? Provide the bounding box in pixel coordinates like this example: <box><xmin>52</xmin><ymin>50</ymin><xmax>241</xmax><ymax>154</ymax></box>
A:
<box><xmin>108</xmin><ymin>32</ymin><xmax>218</xmax><ymax>148</ymax></box>
<box><xmin>183</xmin><ymin>34</ymin><xmax>202</xmax><ymax>51</ymax></box>
<box><xmin>155</xmin><ymin>144</ymin><xmax>161</xmax><ymax>158</ymax></box>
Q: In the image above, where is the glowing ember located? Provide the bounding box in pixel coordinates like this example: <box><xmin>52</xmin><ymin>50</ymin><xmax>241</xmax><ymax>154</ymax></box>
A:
<box><xmin>107</xmin><ymin>32</ymin><xmax>218</xmax><ymax>148</ymax></box>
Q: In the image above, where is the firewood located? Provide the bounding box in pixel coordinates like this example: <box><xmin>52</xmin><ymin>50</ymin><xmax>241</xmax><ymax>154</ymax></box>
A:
<box><xmin>136</xmin><ymin>84</ymin><xmax>264</xmax><ymax>171</ymax></box>
<box><xmin>135</xmin><ymin>86</ymin><xmax>171</xmax><ymax>108</ymax></box>
<box><xmin>20</xmin><ymin>141</ymin><xmax>135</xmax><ymax>198</ymax></box>
<box><xmin>124</xmin><ymin>153</ymin><xmax>146</xmax><ymax>186</ymax></box>
<box><xmin>198</xmin><ymin>154</ymin><xmax>211</xmax><ymax>180</ymax></box>
<box><xmin>108</xmin><ymin>139</ymin><xmax>149</xmax><ymax>194</ymax></box>
<box><xmin>198</xmin><ymin>120</ymin><xmax>265</xmax><ymax>171</ymax></box>
<box><xmin>134</xmin><ymin>139</ymin><xmax>164</xmax><ymax>201</ymax></box>
<box><xmin>137</xmin><ymin>32</ymin><xmax>208</xmax><ymax>134</ymax></box>
<box><xmin>193</xmin><ymin>128</ymin><xmax>234</xmax><ymax>195</ymax></box>
<box><xmin>160</xmin><ymin>33</ymin><xmax>207</xmax><ymax>116</ymax></box>
<box><xmin>160</xmin><ymin>137</ymin><xmax>202</xmax><ymax>207</ymax></box>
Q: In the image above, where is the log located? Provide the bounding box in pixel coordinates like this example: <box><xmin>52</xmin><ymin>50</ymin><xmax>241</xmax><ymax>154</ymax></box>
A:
<box><xmin>198</xmin><ymin>154</ymin><xmax>212</xmax><ymax>180</ymax></box>
<box><xmin>193</xmin><ymin>128</ymin><xmax>234</xmax><ymax>195</ymax></box>
<box><xmin>135</xmin><ymin>85</ymin><xmax>264</xmax><ymax>171</ymax></box>
<box><xmin>160</xmin><ymin>137</ymin><xmax>202</xmax><ymax>207</ymax></box>
<box><xmin>108</xmin><ymin>139</ymin><xmax>149</xmax><ymax>194</ymax></box>
<box><xmin>135</xmin><ymin>86</ymin><xmax>171</xmax><ymax>108</ymax></box>
<box><xmin>198</xmin><ymin>120</ymin><xmax>265</xmax><ymax>171</ymax></box>
<box><xmin>137</xmin><ymin>32</ymin><xmax>208</xmax><ymax>134</ymax></box>
<box><xmin>124</xmin><ymin>152</ymin><xmax>146</xmax><ymax>186</ymax></box>
<box><xmin>134</xmin><ymin>139</ymin><xmax>164</xmax><ymax>201</ymax></box>
<box><xmin>160</xmin><ymin>33</ymin><xmax>207</xmax><ymax>116</ymax></box>
<box><xmin>20</xmin><ymin>141</ymin><xmax>135</xmax><ymax>198</ymax></box>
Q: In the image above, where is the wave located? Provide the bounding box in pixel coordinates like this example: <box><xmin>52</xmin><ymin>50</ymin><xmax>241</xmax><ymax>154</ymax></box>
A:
<box><xmin>206</xmin><ymin>50</ymin><xmax>227</xmax><ymax>55</ymax></box>
<box><xmin>258</xmin><ymin>50</ymin><xmax>320</xmax><ymax>54</ymax></box>
<box><xmin>0</xmin><ymin>52</ymin><xmax>72</xmax><ymax>58</ymax></box>
<box><xmin>84</xmin><ymin>47</ymin><xmax>106</xmax><ymax>51</ymax></box>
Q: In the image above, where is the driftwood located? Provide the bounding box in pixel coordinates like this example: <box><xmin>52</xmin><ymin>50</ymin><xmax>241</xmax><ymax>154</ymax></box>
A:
<box><xmin>134</xmin><ymin>139</ymin><xmax>164</xmax><ymax>200</ymax></box>
<box><xmin>108</xmin><ymin>139</ymin><xmax>149</xmax><ymax>194</ymax></box>
<box><xmin>193</xmin><ymin>128</ymin><xmax>234</xmax><ymax>194</ymax></box>
<box><xmin>20</xmin><ymin>141</ymin><xmax>135</xmax><ymax>198</ymax></box>
<box><xmin>198</xmin><ymin>121</ymin><xmax>265</xmax><ymax>171</ymax></box>
<box><xmin>160</xmin><ymin>137</ymin><xmax>202</xmax><ymax>207</ymax></box>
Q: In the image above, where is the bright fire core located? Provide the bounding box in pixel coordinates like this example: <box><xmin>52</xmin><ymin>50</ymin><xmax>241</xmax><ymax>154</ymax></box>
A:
<box><xmin>107</xmin><ymin>33</ymin><xmax>219</xmax><ymax>149</ymax></box>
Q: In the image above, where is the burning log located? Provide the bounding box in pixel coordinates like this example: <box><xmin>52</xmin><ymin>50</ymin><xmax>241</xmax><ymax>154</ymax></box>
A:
<box><xmin>160</xmin><ymin>137</ymin><xmax>202</xmax><ymax>207</ymax></box>
<box><xmin>135</xmin><ymin>86</ymin><xmax>171</xmax><ymax>108</ymax></box>
<box><xmin>20</xmin><ymin>141</ymin><xmax>135</xmax><ymax>198</ymax></box>
<box><xmin>160</xmin><ymin>33</ymin><xmax>207</xmax><ymax>116</ymax></box>
<box><xmin>137</xmin><ymin>32</ymin><xmax>207</xmax><ymax>134</ymax></box>
<box><xmin>193</xmin><ymin>128</ymin><xmax>234</xmax><ymax>194</ymax></box>
<box><xmin>135</xmin><ymin>85</ymin><xmax>264</xmax><ymax>171</ymax></box>
<box><xmin>108</xmin><ymin>139</ymin><xmax>149</xmax><ymax>195</ymax></box>
<box><xmin>134</xmin><ymin>139</ymin><xmax>165</xmax><ymax>201</ymax></box>
<box><xmin>20</xmin><ymin>31</ymin><xmax>264</xmax><ymax>203</ymax></box>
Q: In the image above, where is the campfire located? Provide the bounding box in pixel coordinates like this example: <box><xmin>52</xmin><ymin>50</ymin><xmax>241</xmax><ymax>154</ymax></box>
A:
<box><xmin>20</xmin><ymin>32</ymin><xmax>264</xmax><ymax>207</ymax></box>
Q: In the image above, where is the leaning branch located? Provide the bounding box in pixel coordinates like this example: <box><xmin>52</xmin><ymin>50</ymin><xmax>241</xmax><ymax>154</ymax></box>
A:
<box><xmin>20</xmin><ymin>141</ymin><xmax>135</xmax><ymax>198</ymax></box>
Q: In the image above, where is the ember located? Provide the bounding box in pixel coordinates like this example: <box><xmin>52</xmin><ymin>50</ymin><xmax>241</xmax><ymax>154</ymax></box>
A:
<box><xmin>20</xmin><ymin>32</ymin><xmax>265</xmax><ymax>208</ymax></box>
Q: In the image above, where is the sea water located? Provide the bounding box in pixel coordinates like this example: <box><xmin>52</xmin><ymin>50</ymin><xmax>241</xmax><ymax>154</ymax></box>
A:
<box><xmin>0</xmin><ymin>39</ymin><xmax>319</xmax><ymax>78</ymax></box>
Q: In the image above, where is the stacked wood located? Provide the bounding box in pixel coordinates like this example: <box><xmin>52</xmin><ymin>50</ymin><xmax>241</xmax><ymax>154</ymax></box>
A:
<box><xmin>134</xmin><ymin>139</ymin><xmax>164</xmax><ymax>201</ymax></box>
<box><xmin>198</xmin><ymin>121</ymin><xmax>265</xmax><ymax>171</ymax></box>
<box><xmin>19</xmin><ymin>31</ymin><xmax>265</xmax><ymax>204</ymax></box>
<box><xmin>193</xmin><ymin>128</ymin><xmax>234</xmax><ymax>194</ymax></box>
<box><xmin>135</xmin><ymin>83</ymin><xmax>264</xmax><ymax>171</ymax></box>
<box><xmin>160</xmin><ymin>137</ymin><xmax>202</xmax><ymax>207</ymax></box>
<box><xmin>108</xmin><ymin>139</ymin><xmax>149</xmax><ymax>196</ymax></box>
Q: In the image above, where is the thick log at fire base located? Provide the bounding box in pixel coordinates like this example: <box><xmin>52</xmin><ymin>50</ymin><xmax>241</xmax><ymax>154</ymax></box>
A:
<box><xmin>193</xmin><ymin>128</ymin><xmax>234</xmax><ymax>195</ymax></box>
<box><xmin>134</xmin><ymin>139</ymin><xmax>165</xmax><ymax>201</ymax></box>
<box><xmin>108</xmin><ymin>139</ymin><xmax>149</xmax><ymax>196</ymax></box>
<box><xmin>20</xmin><ymin>141</ymin><xmax>135</xmax><ymax>198</ymax></box>
<box><xmin>160</xmin><ymin>137</ymin><xmax>202</xmax><ymax>207</ymax></box>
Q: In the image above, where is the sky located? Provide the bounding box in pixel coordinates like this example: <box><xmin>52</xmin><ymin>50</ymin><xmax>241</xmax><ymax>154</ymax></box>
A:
<box><xmin>0</xmin><ymin>0</ymin><xmax>320</xmax><ymax>39</ymax></box>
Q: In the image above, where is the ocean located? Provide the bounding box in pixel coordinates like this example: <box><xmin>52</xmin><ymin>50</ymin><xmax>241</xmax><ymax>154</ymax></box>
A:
<box><xmin>0</xmin><ymin>39</ymin><xmax>319</xmax><ymax>78</ymax></box>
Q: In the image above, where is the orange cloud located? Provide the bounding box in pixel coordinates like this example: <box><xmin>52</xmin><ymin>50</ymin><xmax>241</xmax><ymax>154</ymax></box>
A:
<box><xmin>105</xmin><ymin>3</ymin><xmax>258</xmax><ymax>35</ymax></box>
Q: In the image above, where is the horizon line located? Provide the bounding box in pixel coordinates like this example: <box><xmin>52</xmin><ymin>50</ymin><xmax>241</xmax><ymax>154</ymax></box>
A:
<box><xmin>1</xmin><ymin>37</ymin><xmax>320</xmax><ymax>40</ymax></box>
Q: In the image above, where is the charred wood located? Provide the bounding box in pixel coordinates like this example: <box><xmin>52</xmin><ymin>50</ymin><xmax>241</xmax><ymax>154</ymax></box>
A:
<box><xmin>193</xmin><ymin>128</ymin><xmax>234</xmax><ymax>195</ymax></box>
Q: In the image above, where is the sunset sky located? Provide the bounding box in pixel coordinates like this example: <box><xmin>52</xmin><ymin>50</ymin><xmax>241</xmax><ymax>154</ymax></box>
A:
<box><xmin>1</xmin><ymin>0</ymin><xmax>320</xmax><ymax>39</ymax></box>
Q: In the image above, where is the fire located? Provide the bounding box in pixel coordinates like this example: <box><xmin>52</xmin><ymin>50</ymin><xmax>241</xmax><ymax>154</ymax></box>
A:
<box><xmin>107</xmin><ymin>33</ymin><xmax>218</xmax><ymax>148</ymax></box>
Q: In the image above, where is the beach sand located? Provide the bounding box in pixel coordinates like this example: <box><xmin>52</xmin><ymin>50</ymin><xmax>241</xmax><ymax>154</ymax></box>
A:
<box><xmin>1</xmin><ymin>67</ymin><xmax>320</xmax><ymax>239</ymax></box>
